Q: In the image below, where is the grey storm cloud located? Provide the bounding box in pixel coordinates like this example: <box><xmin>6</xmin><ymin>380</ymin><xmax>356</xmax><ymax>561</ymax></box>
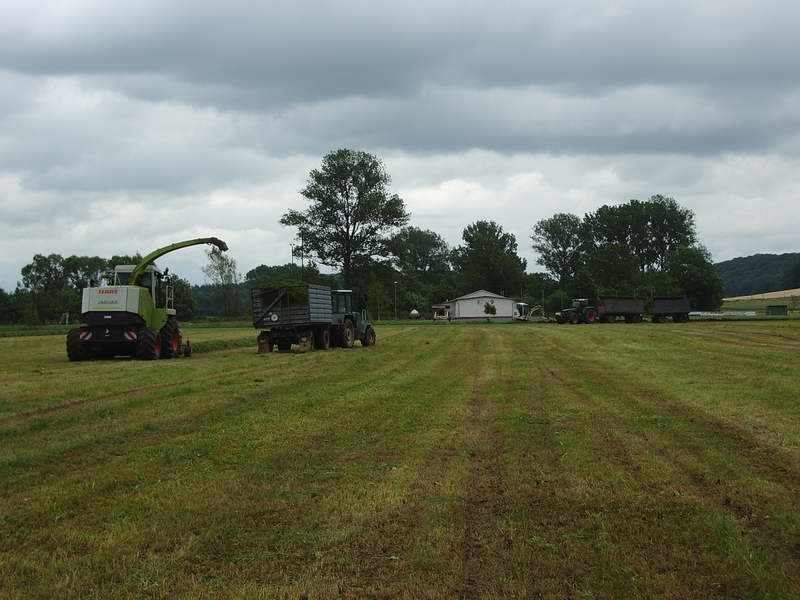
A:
<box><xmin>0</xmin><ymin>0</ymin><xmax>799</xmax><ymax>289</ymax></box>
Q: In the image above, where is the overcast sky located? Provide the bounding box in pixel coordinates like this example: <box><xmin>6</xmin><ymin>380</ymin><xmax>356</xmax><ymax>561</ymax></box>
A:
<box><xmin>1</xmin><ymin>0</ymin><xmax>799</xmax><ymax>289</ymax></box>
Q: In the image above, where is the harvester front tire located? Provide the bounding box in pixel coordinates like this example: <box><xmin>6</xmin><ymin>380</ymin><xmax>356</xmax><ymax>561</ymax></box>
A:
<box><xmin>341</xmin><ymin>319</ymin><xmax>355</xmax><ymax>348</ymax></box>
<box><xmin>361</xmin><ymin>326</ymin><xmax>376</xmax><ymax>347</ymax></box>
<box><xmin>136</xmin><ymin>328</ymin><xmax>162</xmax><ymax>360</ymax></box>
<box><xmin>160</xmin><ymin>318</ymin><xmax>182</xmax><ymax>358</ymax></box>
<box><xmin>66</xmin><ymin>329</ymin><xmax>90</xmax><ymax>362</ymax></box>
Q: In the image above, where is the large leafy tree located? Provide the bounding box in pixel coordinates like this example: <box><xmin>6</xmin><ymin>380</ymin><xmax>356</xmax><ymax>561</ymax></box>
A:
<box><xmin>455</xmin><ymin>220</ymin><xmax>527</xmax><ymax>296</ymax></box>
<box><xmin>281</xmin><ymin>149</ymin><xmax>409</xmax><ymax>287</ymax></box>
<box><xmin>389</xmin><ymin>226</ymin><xmax>451</xmax><ymax>280</ymax></box>
<box><xmin>203</xmin><ymin>247</ymin><xmax>241</xmax><ymax>317</ymax></box>
<box><xmin>530</xmin><ymin>213</ymin><xmax>583</xmax><ymax>284</ymax></box>
<box><xmin>668</xmin><ymin>246</ymin><xmax>724</xmax><ymax>310</ymax></box>
<box><xmin>21</xmin><ymin>254</ymin><xmax>76</xmax><ymax>321</ymax></box>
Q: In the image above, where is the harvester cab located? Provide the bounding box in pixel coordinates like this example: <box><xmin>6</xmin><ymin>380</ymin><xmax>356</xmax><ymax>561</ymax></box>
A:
<box><xmin>67</xmin><ymin>237</ymin><xmax>228</xmax><ymax>362</ymax></box>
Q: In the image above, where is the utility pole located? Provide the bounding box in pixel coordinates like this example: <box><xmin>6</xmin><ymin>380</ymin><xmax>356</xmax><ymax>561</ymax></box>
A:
<box><xmin>394</xmin><ymin>281</ymin><xmax>398</xmax><ymax>321</ymax></box>
<box><xmin>300</xmin><ymin>230</ymin><xmax>304</xmax><ymax>281</ymax></box>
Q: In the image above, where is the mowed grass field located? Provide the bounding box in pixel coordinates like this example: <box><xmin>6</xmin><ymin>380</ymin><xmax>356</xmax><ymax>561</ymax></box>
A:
<box><xmin>1</xmin><ymin>322</ymin><xmax>799</xmax><ymax>599</ymax></box>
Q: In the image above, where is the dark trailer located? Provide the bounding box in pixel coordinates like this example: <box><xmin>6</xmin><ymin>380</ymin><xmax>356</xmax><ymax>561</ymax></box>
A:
<box><xmin>251</xmin><ymin>284</ymin><xmax>375</xmax><ymax>352</ymax></box>
<box><xmin>597</xmin><ymin>296</ymin><xmax>645</xmax><ymax>323</ymax></box>
<box><xmin>651</xmin><ymin>297</ymin><xmax>691</xmax><ymax>323</ymax></box>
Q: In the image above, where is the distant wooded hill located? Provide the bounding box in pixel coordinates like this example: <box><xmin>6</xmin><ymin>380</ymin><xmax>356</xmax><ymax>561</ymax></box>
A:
<box><xmin>715</xmin><ymin>253</ymin><xmax>800</xmax><ymax>297</ymax></box>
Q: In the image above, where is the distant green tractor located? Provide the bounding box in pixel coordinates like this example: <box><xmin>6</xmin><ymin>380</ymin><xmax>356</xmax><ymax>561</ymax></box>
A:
<box><xmin>66</xmin><ymin>237</ymin><xmax>228</xmax><ymax>361</ymax></box>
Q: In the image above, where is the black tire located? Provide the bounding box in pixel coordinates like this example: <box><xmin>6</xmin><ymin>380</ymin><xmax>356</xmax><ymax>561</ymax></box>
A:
<box><xmin>316</xmin><ymin>327</ymin><xmax>331</xmax><ymax>350</ymax></box>
<box><xmin>584</xmin><ymin>309</ymin><xmax>597</xmax><ymax>324</ymax></box>
<box><xmin>136</xmin><ymin>328</ymin><xmax>161</xmax><ymax>360</ymax></box>
<box><xmin>66</xmin><ymin>328</ymin><xmax>90</xmax><ymax>361</ymax></box>
<box><xmin>569</xmin><ymin>312</ymin><xmax>579</xmax><ymax>325</ymax></box>
<box><xmin>361</xmin><ymin>326</ymin><xmax>376</xmax><ymax>347</ymax></box>
<box><xmin>160</xmin><ymin>317</ymin><xmax>182</xmax><ymax>358</ymax></box>
<box><xmin>257</xmin><ymin>332</ymin><xmax>273</xmax><ymax>353</ymax></box>
<box><xmin>341</xmin><ymin>319</ymin><xmax>355</xmax><ymax>348</ymax></box>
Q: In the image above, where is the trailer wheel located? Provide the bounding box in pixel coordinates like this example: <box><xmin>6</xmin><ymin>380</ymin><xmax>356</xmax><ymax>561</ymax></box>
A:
<box><xmin>160</xmin><ymin>317</ymin><xmax>181</xmax><ymax>358</ymax></box>
<box><xmin>361</xmin><ymin>326</ymin><xmax>376</xmax><ymax>347</ymax></box>
<box><xmin>316</xmin><ymin>327</ymin><xmax>331</xmax><ymax>350</ymax></box>
<box><xmin>584</xmin><ymin>309</ymin><xmax>597</xmax><ymax>324</ymax></box>
<box><xmin>341</xmin><ymin>319</ymin><xmax>355</xmax><ymax>348</ymax></box>
<box><xmin>136</xmin><ymin>328</ymin><xmax>161</xmax><ymax>360</ymax></box>
<box><xmin>66</xmin><ymin>328</ymin><xmax>90</xmax><ymax>361</ymax></box>
<box><xmin>257</xmin><ymin>332</ymin><xmax>273</xmax><ymax>353</ymax></box>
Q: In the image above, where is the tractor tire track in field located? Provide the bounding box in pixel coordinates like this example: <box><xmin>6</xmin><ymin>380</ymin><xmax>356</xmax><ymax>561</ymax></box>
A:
<box><xmin>460</xmin><ymin>331</ymin><xmax>506</xmax><ymax>600</ymax></box>
<box><xmin>536</xmin><ymin>331</ymin><xmax>800</xmax><ymax>588</ymax></box>
<box><xmin>0</xmin><ymin>361</ymin><xmax>270</xmax><ymax>427</ymax></box>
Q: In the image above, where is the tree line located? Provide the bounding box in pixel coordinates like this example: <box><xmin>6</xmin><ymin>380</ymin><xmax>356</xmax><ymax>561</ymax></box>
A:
<box><xmin>1</xmin><ymin>148</ymin><xmax>729</xmax><ymax>324</ymax></box>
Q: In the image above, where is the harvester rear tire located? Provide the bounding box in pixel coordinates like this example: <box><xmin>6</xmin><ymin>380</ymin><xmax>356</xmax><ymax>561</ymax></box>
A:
<box><xmin>341</xmin><ymin>319</ymin><xmax>355</xmax><ymax>348</ymax></box>
<box><xmin>66</xmin><ymin>328</ymin><xmax>90</xmax><ymax>362</ymax></box>
<box><xmin>136</xmin><ymin>328</ymin><xmax>162</xmax><ymax>360</ymax></box>
<box><xmin>361</xmin><ymin>326</ymin><xmax>376</xmax><ymax>347</ymax></box>
<box><xmin>160</xmin><ymin>317</ymin><xmax>182</xmax><ymax>358</ymax></box>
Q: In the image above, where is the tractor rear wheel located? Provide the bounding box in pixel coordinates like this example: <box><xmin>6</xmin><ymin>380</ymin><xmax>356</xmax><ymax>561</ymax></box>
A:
<box><xmin>136</xmin><ymin>328</ymin><xmax>162</xmax><ymax>360</ymax></box>
<box><xmin>66</xmin><ymin>328</ymin><xmax>90</xmax><ymax>361</ymax></box>
<box><xmin>160</xmin><ymin>317</ymin><xmax>182</xmax><ymax>358</ymax></box>
<box><xmin>341</xmin><ymin>319</ymin><xmax>355</xmax><ymax>348</ymax></box>
<box><xmin>584</xmin><ymin>309</ymin><xmax>598</xmax><ymax>324</ymax></box>
<box><xmin>361</xmin><ymin>326</ymin><xmax>376</xmax><ymax>347</ymax></box>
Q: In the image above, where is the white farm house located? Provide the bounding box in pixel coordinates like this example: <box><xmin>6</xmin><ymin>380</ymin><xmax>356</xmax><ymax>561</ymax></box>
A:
<box><xmin>450</xmin><ymin>290</ymin><xmax>515</xmax><ymax>322</ymax></box>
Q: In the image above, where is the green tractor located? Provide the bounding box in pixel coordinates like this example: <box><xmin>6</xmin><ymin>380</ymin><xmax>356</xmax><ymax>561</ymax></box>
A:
<box><xmin>555</xmin><ymin>298</ymin><xmax>598</xmax><ymax>324</ymax></box>
<box><xmin>66</xmin><ymin>237</ymin><xmax>228</xmax><ymax>361</ymax></box>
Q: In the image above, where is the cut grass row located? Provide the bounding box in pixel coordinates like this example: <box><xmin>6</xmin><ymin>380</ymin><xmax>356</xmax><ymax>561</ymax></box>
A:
<box><xmin>1</xmin><ymin>322</ymin><xmax>799</xmax><ymax>598</ymax></box>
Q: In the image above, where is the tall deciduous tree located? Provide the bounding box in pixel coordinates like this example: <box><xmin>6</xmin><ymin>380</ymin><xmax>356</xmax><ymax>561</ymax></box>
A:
<box><xmin>281</xmin><ymin>149</ymin><xmax>409</xmax><ymax>287</ymax></box>
<box><xmin>530</xmin><ymin>213</ymin><xmax>583</xmax><ymax>284</ymax></box>
<box><xmin>389</xmin><ymin>226</ymin><xmax>451</xmax><ymax>280</ymax></box>
<box><xmin>668</xmin><ymin>246</ymin><xmax>724</xmax><ymax>310</ymax></box>
<box><xmin>203</xmin><ymin>247</ymin><xmax>241</xmax><ymax>317</ymax></box>
<box><xmin>455</xmin><ymin>220</ymin><xmax>527</xmax><ymax>296</ymax></box>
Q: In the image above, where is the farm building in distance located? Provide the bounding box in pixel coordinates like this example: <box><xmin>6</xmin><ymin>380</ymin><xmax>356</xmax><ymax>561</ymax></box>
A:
<box><xmin>443</xmin><ymin>290</ymin><xmax>516</xmax><ymax>322</ymax></box>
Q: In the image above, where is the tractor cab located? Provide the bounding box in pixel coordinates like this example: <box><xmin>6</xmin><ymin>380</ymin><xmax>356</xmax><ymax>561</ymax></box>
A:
<box><xmin>572</xmin><ymin>298</ymin><xmax>590</xmax><ymax>310</ymax></box>
<box><xmin>332</xmin><ymin>289</ymin><xmax>353</xmax><ymax>316</ymax></box>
